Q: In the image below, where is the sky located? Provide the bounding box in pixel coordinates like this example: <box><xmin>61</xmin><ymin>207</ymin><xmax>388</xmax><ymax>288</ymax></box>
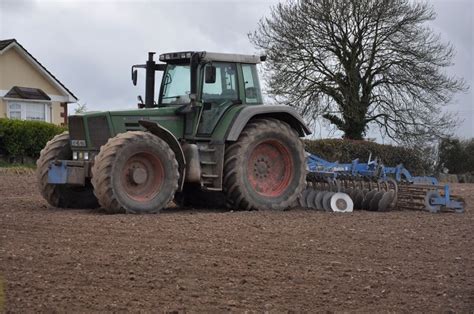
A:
<box><xmin>1</xmin><ymin>0</ymin><xmax>473</xmax><ymax>141</ymax></box>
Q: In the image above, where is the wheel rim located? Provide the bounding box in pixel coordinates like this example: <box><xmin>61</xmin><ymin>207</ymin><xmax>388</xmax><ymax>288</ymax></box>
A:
<box><xmin>247</xmin><ymin>139</ymin><xmax>293</xmax><ymax>197</ymax></box>
<box><xmin>120</xmin><ymin>152</ymin><xmax>164</xmax><ymax>202</ymax></box>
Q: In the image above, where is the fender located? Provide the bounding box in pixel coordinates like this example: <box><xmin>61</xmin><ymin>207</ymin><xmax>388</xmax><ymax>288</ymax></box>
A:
<box><xmin>225</xmin><ymin>105</ymin><xmax>311</xmax><ymax>141</ymax></box>
<box><xmin>138</xmin><ymin>120</ymin><xmax>186</xmax><ymax>191</ymax></box>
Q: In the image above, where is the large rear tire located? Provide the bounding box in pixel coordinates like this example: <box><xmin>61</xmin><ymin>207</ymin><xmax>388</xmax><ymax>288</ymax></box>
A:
<box><xmin>223</xmin><ymin>118</ymin><xmax>306</xmax><ymax>210</ymax></box>
<box><xmin>36</xmin><ymin>132</ymin><xmax>99</xmax><ymax>209</ymax></box>
<box><xmin>91</xmin><ymin>131</ymin><xmax>179</xmax><ymax>214</ymax></box>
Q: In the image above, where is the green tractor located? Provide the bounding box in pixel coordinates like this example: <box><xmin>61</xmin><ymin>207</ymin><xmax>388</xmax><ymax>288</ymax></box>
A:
<box><xmin>36</xmin><ymin>51</ymin><xmax>311</xmax><ymax>213</ymax></box>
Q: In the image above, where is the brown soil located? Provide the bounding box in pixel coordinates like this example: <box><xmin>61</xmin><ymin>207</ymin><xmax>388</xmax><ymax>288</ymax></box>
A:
<box><xmin>0</xmin><ymin>173</ymin><xmax>473</xmax><ymax>312</ymax></box>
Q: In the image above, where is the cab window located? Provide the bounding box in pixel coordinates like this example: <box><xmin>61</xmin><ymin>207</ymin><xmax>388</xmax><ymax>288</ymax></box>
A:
<box><xmin>202</xmin><ymin>63</ymin><xmax>238</xmax><ymax>105</ymax></box>
<box><xmin>161</xmin><ymin>64</ymin><xmax>190</xmax><ymax>105</ymax></box>
<box><xmin>242</xmin><ymin>64</ymin><xmax>262</xmax><ymax>104</ymax></box>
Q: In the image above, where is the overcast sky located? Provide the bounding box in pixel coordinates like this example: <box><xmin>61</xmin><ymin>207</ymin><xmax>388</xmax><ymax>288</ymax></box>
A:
<box><xmin>1</xmin><ymin>0</ymin><xmax>472</xmax><ymax>141</ymax></box>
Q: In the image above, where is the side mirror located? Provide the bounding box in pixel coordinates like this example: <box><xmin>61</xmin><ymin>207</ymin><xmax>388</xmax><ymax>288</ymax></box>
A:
<box><xmin>132</xmin><ymin>69</ymin><xmax>138</xmax><ymax>86</ymax></box>
<box><xmin>205</xmin><ymin>65</ymin><xmax>216</xmax><ymax>84</ymax></box>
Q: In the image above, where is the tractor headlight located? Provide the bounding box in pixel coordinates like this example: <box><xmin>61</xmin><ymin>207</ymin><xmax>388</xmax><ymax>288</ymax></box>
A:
<box><xmin>78</xmin><ymin>152</ymin><xmax>84</xmax><ymax>160</ymax></box>
<box><xmin>84</xmin><ymin>152</ymin><xmax>89</xmax><ymax>160</ymax></box>
<box><xmin>73</xmin><ymin>151</ymin><xmax>78</xmax><ymax>160</ymax></box>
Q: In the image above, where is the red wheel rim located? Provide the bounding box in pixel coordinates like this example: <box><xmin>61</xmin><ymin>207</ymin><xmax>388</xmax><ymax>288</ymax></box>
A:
<box><xmin>120</xmin><ymin>152</ymin><xmax>164</xmax><ymax>202</ymax></box>
<box><xmin>247</xmin><ymin>139</ymin><xmax>293</xmax><ymax>197</ymax></box>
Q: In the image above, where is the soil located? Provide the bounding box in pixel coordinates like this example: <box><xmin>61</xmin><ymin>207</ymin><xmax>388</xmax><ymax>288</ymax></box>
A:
<box><xmin>0</xmin><ymin>173</ymin><xmax>473</xmax><ymax>312</ymax></box>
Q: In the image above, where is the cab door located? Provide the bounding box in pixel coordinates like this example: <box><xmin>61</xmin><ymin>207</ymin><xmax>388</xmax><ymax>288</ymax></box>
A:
<box><xmin>196</xmin><ymin>62</ymin><xmax>240</xmax><ymax>136</ymax></box>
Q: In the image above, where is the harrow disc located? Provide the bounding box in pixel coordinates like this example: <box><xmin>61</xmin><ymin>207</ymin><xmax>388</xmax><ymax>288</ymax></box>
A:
<box><xmin>378</xmin><ymin>190</ymin><xmax>396</xmax><ymax>212</ymax></box>
<box><xmin>369</xmin><ymin>191</ymin><xmax>385</xmax><ymax>211</ymax></box>
<box><xmin>353</xmin><ymin>190</ymin><xmax>365</xmax><ymax>209</ymax></box>
<box><xmin>362</xmin><ymin>190</ymin><xmax>378</xmax><ymax>210</ymax></box>
<box><xmin>330</xmin><ymin>193</ymin><xmax>354</xmax><ymax>213</ymax></box>
<box><xmin>322</xmin><ymin>192</ymin><xmax>335</xmax><ymax>211</ymax></box>
<box><xmin>306</xmin><ymin>189</ymin><xmax>318</xmax><ymax>210</ymax></box>
<box><xmin>314</xmin><ymin>191</ymin><xmax>325</xmax><ymax>210</ymax></box>
<box><xmin>298</xmin><ymin>188</ymin><xmax>311</xmax><ymax>208</ymax></box>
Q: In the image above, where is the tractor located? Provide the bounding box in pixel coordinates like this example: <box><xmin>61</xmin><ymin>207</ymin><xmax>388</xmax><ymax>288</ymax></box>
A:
<box><xmin>36</xmin><ymin>51</ymin><xmax>311</xmax><ymax>213</ymax></box>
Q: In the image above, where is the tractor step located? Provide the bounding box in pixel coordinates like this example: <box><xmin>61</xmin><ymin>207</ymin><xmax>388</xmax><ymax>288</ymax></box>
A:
<box><xmin>202</xmin><ymin>173</ymin><xmax>219</xmax><ymax>178</ymax></box>
<box><xmin>199</xmin><ymin>147</ymin><xmax>216</xmax><ymax>152</ymax></box>
<box><xmin>200</xmin><ymin>161</ymin><xmax>217</xmax><ymax>165</ymax></box>
<box><xmin>197</xmin><ymin>142</ymin><xmax>224</xmax><ymax>190</ymax></box>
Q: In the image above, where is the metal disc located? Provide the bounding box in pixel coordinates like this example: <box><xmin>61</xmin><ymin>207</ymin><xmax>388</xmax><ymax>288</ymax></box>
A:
<box><xmin>353</xmin><ymin>190</ymin><xmax>365</xmax><ymax>210</ymax></box>
<box><xmin>330</xmin><ymin>192</ymin><xmax>354</xmax><ymax>213</ymax></box>
<box><xmin>362</xmin><ymin>190</ymin><xmax>378</xmax><ymax>210</ymax></box>
<box><xmin>298</xmin><ymin>188</ymin><xmax>311</xmax><ymax>208</ymax></box>
<box><xmin>378</xmin><ymin>190</ymin><xmax>395</xmax><ymax>212</ymax></box>
<box><xmin>314</xmin><ymin>191</ymin><xmax>326</xmax><ymax>210</ymax></box>
<box><xmin>322</xmin><ymin>192</ymin><xmax>335</xmax><ymax>212</ymax></box>
<box><xmin>369</xmin><ymin>191</ymin><xmax>385</xmax><ymax>211</ymax></box>
<box><xmin>306</xmin><ymin>189</ymin><xmax>318</xmax><ymax>210</ymax></box>
<box><xmin>345</xmin><ymin>187</ymin><xmax>354</xmax><ymax>200</ymax></box>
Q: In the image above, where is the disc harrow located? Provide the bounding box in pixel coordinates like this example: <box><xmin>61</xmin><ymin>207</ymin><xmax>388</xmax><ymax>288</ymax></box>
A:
<box><xmin>298</xmin><ymin>153</ymin><xmax>465</xmax><ymax>213</ymax></box>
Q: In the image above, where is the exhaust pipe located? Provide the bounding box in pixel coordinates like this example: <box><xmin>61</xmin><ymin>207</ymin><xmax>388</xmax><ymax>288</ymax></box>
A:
<box><xmin>145</xmin><ymin>52</ymin><xmax>156</xmax><ymax>108</ymax></box>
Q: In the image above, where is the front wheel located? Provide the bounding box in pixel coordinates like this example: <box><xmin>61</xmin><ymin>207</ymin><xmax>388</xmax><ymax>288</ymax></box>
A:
<box><xmin>36</xmin><ymin>132</ymin><xmax>99</xmax><ymax>209</ymax></box>
<box><xmin>223</xmin><ymin>118</ymin><xmax>306</xmax><ymax>210</ymax></box>
<box><xmin>91</xmin><ymin>131</ymin><xmax>179</xmax><ymax>214</ymax></box>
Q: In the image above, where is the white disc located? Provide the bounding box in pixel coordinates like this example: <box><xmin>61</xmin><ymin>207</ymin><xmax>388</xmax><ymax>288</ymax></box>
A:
<box><xmin>330</xmin><ymin>192</ymin><xmax>354</xmax><ymax>213</ymax></box>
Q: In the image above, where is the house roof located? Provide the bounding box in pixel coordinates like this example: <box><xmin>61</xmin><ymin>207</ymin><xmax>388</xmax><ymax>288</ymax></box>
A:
<box><xmin>0</xmin><ymin>39</ymin><xmax>15</xmax><ymax>51</ymax></box>
<box><xmin>5</xmin><ymin>86</ymin><xmax>51</xmax><ymax>101</ymax></box>
<box><xmin>0</xmin><ymin>39</ymin><xmax>78</xmax><ymax>102</ymax></box>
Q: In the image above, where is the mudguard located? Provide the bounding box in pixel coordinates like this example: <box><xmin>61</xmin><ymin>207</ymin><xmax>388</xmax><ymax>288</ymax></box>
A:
<box><xmin>138</xmin><ymin>120</ymin><xmax>186</xmax><ymax>191</ymax></box>
<box><xmin>225</xmin><ymin>105</ymin><xmax>311</xmax><ymax>141</ymax></box>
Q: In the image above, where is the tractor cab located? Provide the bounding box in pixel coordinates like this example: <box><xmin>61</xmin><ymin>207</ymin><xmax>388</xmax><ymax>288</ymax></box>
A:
<box><xmin>131</xmin><ymin>52</ymin><xmax>266</xmax><ymax>137</ymax></box>
<box><xmin>132</xmin><ymin>51</ymin><xmax>265</xmax><ymax>108</ymax></box>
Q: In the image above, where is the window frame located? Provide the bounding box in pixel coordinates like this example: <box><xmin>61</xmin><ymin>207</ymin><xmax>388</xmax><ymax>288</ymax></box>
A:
<box><xmin>6</xmin><ymin>100</ymin><xmax>51</xmax><ymax>122</ymax></box>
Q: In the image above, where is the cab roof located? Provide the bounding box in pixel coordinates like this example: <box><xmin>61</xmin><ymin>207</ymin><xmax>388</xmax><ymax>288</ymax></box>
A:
<box><xmin>159</xmin><ymin>51</ymin><xmax>265</xmax><ymax>64</ymax></box>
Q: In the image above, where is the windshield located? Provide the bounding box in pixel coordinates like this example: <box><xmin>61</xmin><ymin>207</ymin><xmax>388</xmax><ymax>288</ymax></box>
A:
<box><xmin>161</xmin><ymin>64</ymin><xmax>190</xmax><ymax>105</ymax></box>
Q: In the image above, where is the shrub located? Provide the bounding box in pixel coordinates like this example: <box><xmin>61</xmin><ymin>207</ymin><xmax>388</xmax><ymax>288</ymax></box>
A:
<box><xmin>304</xmin><ymin>139</ymin><xmax>428</xmax><ymax>175</ymax></box>
<box><xmin>438</xmin><ymin>137</ymin><xmax>474</xmax><ymax>174</ymax></box>
<box><xmin>0</xmin><ymin>119</ymin><xmax>66</xmax><ymax>160</ymax></box>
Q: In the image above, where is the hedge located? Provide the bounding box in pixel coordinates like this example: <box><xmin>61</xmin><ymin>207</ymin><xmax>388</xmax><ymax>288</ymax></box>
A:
<box><xmin>304</xmin><ymin>139</ymin><xmax>428</xmax><ymax>175</ymax></box>
<box><xmin>0</xmin><ymin>118</ymin><xmax>66</xmax><ymax>160</ymax></box>
<box><xmin>0</xmin><ymin>118</ymin><xmax>431</xmax><ymax>174</ymax></box>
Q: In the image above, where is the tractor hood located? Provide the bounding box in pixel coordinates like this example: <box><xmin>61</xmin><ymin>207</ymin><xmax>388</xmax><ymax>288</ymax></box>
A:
<box><xmin>68</xmin><ymin>107</ymin><xmax>185</xmax><ymax>150</ymax></box>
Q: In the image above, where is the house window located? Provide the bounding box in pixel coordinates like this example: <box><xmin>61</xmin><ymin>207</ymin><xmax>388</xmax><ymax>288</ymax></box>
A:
<box><xmin>25</xmin><ymin>103</ymin><xmax>46</xmax><ymax>121</ymax></box>
<box><xmin>7</xmin><ymin>101</ymin><xmax>50</xmax><ymax>122</ymax></box>
<box><xmin>8</xmin><ymin>103</ymin><xmax>22</xmax><ymax>119</ymax></box>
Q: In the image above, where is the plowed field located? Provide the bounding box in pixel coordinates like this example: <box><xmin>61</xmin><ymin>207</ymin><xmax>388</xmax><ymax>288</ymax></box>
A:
<box><xmin>0</xmin><ymin>172</ymin><xmax>473</xmax><ymax>312</ymax></box>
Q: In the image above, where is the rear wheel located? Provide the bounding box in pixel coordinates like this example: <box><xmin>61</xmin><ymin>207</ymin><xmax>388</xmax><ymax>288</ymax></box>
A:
<box><xmin>91</xmin><ymin>131</ymin><xmax>179</xmax><ymax>214</ymax></box>
<box><xmin>36</xmin><ymin>132</ymin><xmax>99</xmax><ymax>209</ymax></box>
<box><xmin>223</xmin><ymin>118</ymin><xmax>306</xmax><ymax>210</ymax></box>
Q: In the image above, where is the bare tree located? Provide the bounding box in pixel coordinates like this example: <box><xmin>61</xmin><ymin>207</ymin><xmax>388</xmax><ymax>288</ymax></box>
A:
<box><xmin>250</xmin><ymin>0</ymin><xmax>467</xmax><ymax>144</ymax></box>
<box><xmin>74</xmin><ymin>102</ymin><xmax>88</xmax><ymax>114</ymax></box>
